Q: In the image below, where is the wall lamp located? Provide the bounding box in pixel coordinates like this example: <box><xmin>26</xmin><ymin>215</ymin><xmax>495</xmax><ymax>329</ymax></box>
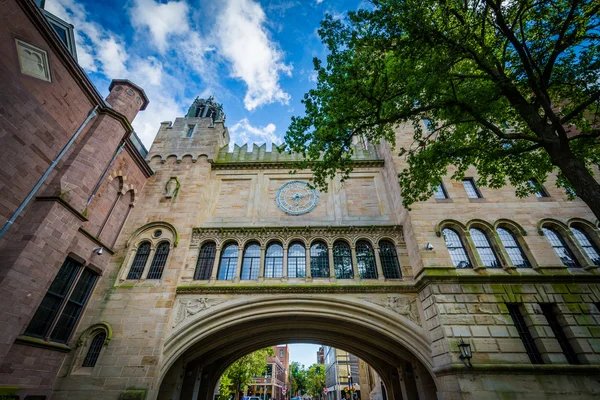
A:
<box><xmin>92</xmin><ymin>247</ymin><xmax>103</xmax><ymax>255</ymax></box>
<box><xmin>458</xmin><ymin>337</ymin><xmax>473</xmax><ymax>368</ymax></box>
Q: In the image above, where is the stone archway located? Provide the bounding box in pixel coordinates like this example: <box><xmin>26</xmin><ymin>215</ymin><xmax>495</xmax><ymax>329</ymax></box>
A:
<box><xmin>154</xmin><ymin>293</ymin><xmax>438</xmax><ymax>400</ymax></box>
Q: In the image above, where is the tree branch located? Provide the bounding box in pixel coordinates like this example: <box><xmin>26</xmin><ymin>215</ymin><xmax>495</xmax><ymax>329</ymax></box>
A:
<box><xmin>560</xmin><ymin>90</ymin><xmax>600</xmax><ymax>124</ymax></box>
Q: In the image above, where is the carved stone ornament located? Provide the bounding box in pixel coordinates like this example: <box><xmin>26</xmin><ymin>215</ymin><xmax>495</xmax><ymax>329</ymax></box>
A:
<box><xmin>173</xmin><ymin>297</ymin><xmax>227</xmax><ymax>328</ymax></box>
<box><xmin>165</xmin><ymin>177</ymin><xmax>180</xmax><ymax>199</ymax></box>
<box><xmin>361</xmin><ymin>295</ymin><xmax>420</xmax><ymax>324</ymax></box>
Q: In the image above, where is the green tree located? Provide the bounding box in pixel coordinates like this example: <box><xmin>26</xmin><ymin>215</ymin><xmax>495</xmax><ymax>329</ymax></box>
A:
<box><xmin>218</xmin><ymin>374</ymin><xmax>234</xmax><ymax>400</ymax></box>
<box><xmin>306</xmin><ymin>363</ymin><xmax>326</xmax><ymax>399</ymax></box>
<box><xmin>288</xmin><ymin>361</ymin><xmax>307</xmax><ymax>396</ymax></box>
<box><xmin>284</xmin><ymin>0</ymin><xmax>600</xmax><ymax>217</ymax></box>
<box><xmin>222</xmin><ymin>347</ymin><xmax>274</xmax><ymax>400</ymax></box>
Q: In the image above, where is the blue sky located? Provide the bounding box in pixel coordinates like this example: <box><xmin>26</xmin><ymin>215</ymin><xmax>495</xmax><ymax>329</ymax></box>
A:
<box><xmin>45</xmin><ymin>0</ymin><xmax>366</xmax><ymax>150</ymax></box>
<box><xmin>288</xmin><ymin>343</ymin><xmax>321</xmax><ymax>368</ymax></box>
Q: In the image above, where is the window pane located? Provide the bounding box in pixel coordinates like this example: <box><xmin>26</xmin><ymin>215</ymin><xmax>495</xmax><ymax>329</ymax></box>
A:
<box><xmin>571</xmin><ymin>227</ymin><xmax>600</xmax><ymax>266</ymax></box>
<box><xmin>528</xmin><ymin>179</ymin><xmax>548</xmax><ymax>198</ymax></box>
<box><xmin>218</xmin><ymin>244</ymin><xmax>238</xmax><ymax>280</ymax></box>
<box><xmin>433</xmin><ymin>184</ymin><xmax>447</xmax><ymax>199</ymax></box>
<box><xmin>147</xmin><ymin>242</ymin><xmax>170</xmax><ymax>279</ymax></box>
<box><xmin>333</xmin><ymin>242</ymin><xmax>353</xmax><ymax>279</ymax></box>
<box><xmin>82</xmin><ymin>332</ymin><xmax>106</xmax><ymax>367</ymax></box>
<box><xmin>127</xmin><ymin>242</ymin><xmax>151</xmax><ymax>279</ymax></box>
<box><xmin>542</xmin><ymin>227</ymin><xmax>580</xmax><ymax>268</ymax></box>
<box><xmin>379</xmin><ymin>240</ymin><xmax>401</xmax><ymax>279</ymax></box>
<box><xmin>442</xmin><ymin>228</ymin><xmax>471</xmax><ymax>268</ymax></box>
<box><xmin>310</xmin><ymin>241</ymin><xmax>330</xmax><ymax>278</ymax></box>
<box><xmin>497</xmin><ymin>228</ymin><xmax>530</xmax><ymax>268</ymax></box>
<box><xmin>265</xmin><ymin>242</ymin><xmax>284</xmax><ymax>278</ymax></box>
<box><xmin>25</xmin><ymin>258</ymin><xmax>81</xmax><ymax>338</ymax></box>
<box><xmin>194</xmin><ymin>242</ymin><xmax>216</xmax><ymax>280</ymax></box>
<box><xmin>462</xmin><ymin>179</ymin><xmax>481</xmax><ymax>198</ymax></box>
<box><xmin>469</xmin><ymin>228</ymin><xmax>500</xmax><ymax>268</ymax></box>
<box><xmin>356</xmin><ymin>241</ymin><xmax>377</xmax><ymax>279</ymax></box>
<box><xmin>241</xmin><ymin>243</ymin><xmax>261</xmax><ymax>280</ymax></box>
<box><xmin>50</xmin><ymin>269</ymin><xmax>97</xmax><ymax>343</ymax></box>
<box><xmin>288</xmin><ymin>242</ymin><xmax>306</xmax><ymax>278</ymax></box>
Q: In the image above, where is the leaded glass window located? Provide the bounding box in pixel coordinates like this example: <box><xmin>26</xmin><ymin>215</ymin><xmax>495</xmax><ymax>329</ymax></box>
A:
<box><xmin>241</xmin><ymin>242</ymin><xmax>261</xmax><ymax>280</ymax></box>
<box><xmin>288</xmin><ymin>242</ymin><xmax>306</xmax><ymax>278</ymax></box>
<box><xmin>462</xmin><ymin>178</ymin><xmax>481</xmax><ymax>198</ymax></box>
<box><xmin>194</xmin><ymin>242</ymin><xmax>216</xmax><ymax>280</ymax></box>
<box><xmin>442</xmin><ymin>228</ymin><xmax>471</xmax><ymax>268</ymax></box>
<box><xmin>571</xmin><ymin>227</ymin><xmax>600</xmax><ymax>266</ymax></box>
<box><xmin>265</xmin><ymin>242</ymin><xmax>284</xmax><ymax>278</ymax></box>
<box><xmin>147</xmin><ymin>242</ymin><xmax>170</xmax><ymax>279</ymax></box>
<box><xmin>379</xmin><ymin>240</ymin><xmax>401</xmax><ymax>279</ymax></box>
<box><xmin>542</xmin><ymin>227</ymin><xmax>580</xmax><ymax>268</ymax></box>
<box><xmin>333</xmin><ymin>241</ymin><xmax>353</xmax><ymax>279</ymax></box>
<box><xmin>528</xmin><ymin>179</ymin><xmax>548</xmax><ymax>198</ymax></box>
<box><xmin>218</xmin><ymin>243</ymin><xmax>239</xmax><ymax>280</ymax></box>
<box><xmin>433</xmin><ymin>184</ymin><xmax>448</xmax><ymax>199</ymax></box>
<box><xmin>469</xmin><ymin>228</ymin><xmax>500</xmax><ymax>268</ymax></box>
<box><xmin>127</xmin><ymin>242</ymin><xmax>150</xmax><ymax>279</ymax></box>
<box><xmin>310</xmin><ymin>241</ymin><xmax>329</xmax><ymax>278</ymax></box>
<box><xmin>356</xmin><ymin>240</ymin><xmax>378</xmax><ymax>279</ymax></box>
<box><xmin>82</xmin><ymin>332</ymin><xmax>106</xmax><ymax>367</ymax></box>
<box><xmin>496</xmin><ymin>228</ymin><xmax>530</xmax><ymax>268</ymax></box>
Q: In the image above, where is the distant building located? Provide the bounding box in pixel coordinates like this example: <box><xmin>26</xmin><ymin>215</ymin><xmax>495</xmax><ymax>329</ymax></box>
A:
<box><xmin>323</xmin><ymin>347</ymin><xmax>362</xmax><ymax>400</ymax></box>
<box><xmin>317</xmin><ymin>346</ymin><xmax>325</xmax><ymax>364</ymax></box>
<box><xmin>247</xmin><ymin>345</ymin><xmax>290</xmax><ymax>400</ymax></box>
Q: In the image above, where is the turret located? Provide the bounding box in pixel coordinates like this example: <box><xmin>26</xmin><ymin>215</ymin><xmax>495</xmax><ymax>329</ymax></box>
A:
<box><xmin>106</xmin><ymin>79</ymin><xmax>149</xmax><ymax>123</ymax></box>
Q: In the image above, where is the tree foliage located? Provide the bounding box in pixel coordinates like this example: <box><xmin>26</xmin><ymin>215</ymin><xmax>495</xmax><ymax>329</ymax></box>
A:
<box><xmin>284</xmin><ymin>0</ymin><xmax>600</xmax><ymax>217</ymax></box>
<box><xmin>306</xmin><ymin>363</ymin><xmax>326</xmax><ymax>398</ymax></box>
<box><xmin>221</xmin><ymin>347</ymin><xmax>274</xmax><ymax>400</ymax></box>
<box><xmin>288</xmin><ymin>361</ymin><xmax>307</xmax><ymax>396</ymax></box>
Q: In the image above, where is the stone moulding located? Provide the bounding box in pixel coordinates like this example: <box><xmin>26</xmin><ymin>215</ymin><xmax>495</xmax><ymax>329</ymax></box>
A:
<box><xmin>176</xmin><ymin>284</ymin><xmax>417</xmax><ymax>294</ymax></box>
<box><xmin>211</xmin><ymin>159</ymin><xmax>385</xmax><ymax>170</ymax></box>
<box><xmin>190</xmin><ymin>224</ymin><xmax>404</xmax><ymax>248</ymax></box>
<box><xmin>433</xmin><ymin>363</ymin><xmax>600</xmax><ymax>377</ymax></box>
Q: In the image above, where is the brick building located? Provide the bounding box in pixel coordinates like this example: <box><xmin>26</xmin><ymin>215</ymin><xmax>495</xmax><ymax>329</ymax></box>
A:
<box><xmin>1</xmin><ymin>1</ymin><xmax>600</xmax><ymax>399</ymax></box>
<box><xmin>247</xmin><ymin>345</ymin><xmax>289</xmax><ymax>400</ymax></box>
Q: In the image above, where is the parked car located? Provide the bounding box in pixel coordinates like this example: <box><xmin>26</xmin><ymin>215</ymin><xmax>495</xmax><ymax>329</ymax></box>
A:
<box><xmin>241</xmin><ymin>397</ymin><xmax>262</xmax><ymax>400</ymax></box>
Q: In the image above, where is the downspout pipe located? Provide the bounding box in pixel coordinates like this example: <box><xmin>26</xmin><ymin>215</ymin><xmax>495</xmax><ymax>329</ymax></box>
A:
<box><xmin>0</xmin><ymin>106</ymin><xmax>99</xmax><ymax>240</ymax></box>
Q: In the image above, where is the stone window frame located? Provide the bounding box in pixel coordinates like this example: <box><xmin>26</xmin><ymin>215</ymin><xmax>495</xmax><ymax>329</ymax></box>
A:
<box><xmin>537</xmin><ymin>218</ymin><xmax>588</xmax><ymax>269</ymax></box>
<box><xmin>265</xmin><ymin>240</ymin><xmax>285</xmax><ymax>279</ymax></box>
<box><xmin>118</xmin><ymin>222</ymin><xmax>177</xmax><ymax>283</ymax></box>
<box><xmin>465</xmin><ymin>220</ymin><xmax>509</xmax><ymax>270</ymax></box>
<box><xmin>194</xmin><ymin>241</ymin><xmax>217</xmax><ymax>280</ymax></box>
<box><xmin>493</xmin><ymin>219</ymin><xmax>535</xmax><ymax>269</ymax></box>
<box><xmin>69</xmin><ymin>322</ymin><xmax>112</xmax><ymax>376</ymax></box>
<box><xmin>567</xmin><ymin>218</ymin><xmax>600</xmax><ymax>268</ymax></box>
<box><xmin>437</xmin><ymin>220</ymin><xmax>474</xmax><ymax>269</ymax></box>
<box><xmin>184</xmin><ymin>226</ymin><xmax>403</xmax><ymax>283</ymax></box>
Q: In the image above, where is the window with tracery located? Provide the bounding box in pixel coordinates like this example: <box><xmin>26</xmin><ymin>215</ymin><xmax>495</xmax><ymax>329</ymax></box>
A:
<box><xmin>542</xmin><ymin>227</ymin><xmax>580</xmax><ymax>268</ymax></box>
<box><xmin>570</xmin><ymin>227</ymin><xmax>600</xmax><ymax>266</ymax></box>
<box><xmin>241</xmin><ymin>242</ymin><xmax>261</xmax><ymax>280</ymax></box>
<box><xmin>265</xmin><ymin>242</ymin><xmax>284</xmax><ymax>278</ymax></box>
<box><xmin>497</xmin><ymin>228</ymin><xmax>530</xmax><ymax>268</ymax></box>
<box><xmin>469</xmin><ymin>228</ymin><xmax>500</xmax><ymax>268</ymax></box>
<box><xmin>378</xmin><ymin>240</ymin><xmax>401</xmax><ymax>278</ymax></box>
<box><xmin>333</xmin><ymin>241</ymin><xmax>353</xmax><ymax>279</ymax></box>
<box><xmin>218</xmin><ymin>243</ymin><xmax>239</xmax><ymax>280</ymax></box>
<box><xmin>288</xmin><ymin>242</ymin><xmax>306</xmax><ymax>278</ymax></box>
<box><xmin>82</xmin><ymin>332</ymin><xmax>106</xmax><ymax>367</ymax></box>
<box><xmin>147</xmin><ymin>242</ymin><xmax>170</xmax><ymax>279</ymax></box>
<box><xmin>310</xmin><ymin>241</ymin><xmax>329</xmax><ymax>278</ymax></box>
<box><xmin>127</xmin><ymin>242</ymin><xmax>151</xmax><ymax>279</ymax></box>
<box><xmin>356</xmin><ymin>240</ymin><xmax>378</xmax><ymax>279</ymax></box>
<box><xmin>194</xmin><ymin>242</ymin><xmax>216</xmax><ymax>280</ymax></box>
<box><xmin>442</xmin><ymin>228</ymin><xmax>471</xmax><ymax>268</ymax></box>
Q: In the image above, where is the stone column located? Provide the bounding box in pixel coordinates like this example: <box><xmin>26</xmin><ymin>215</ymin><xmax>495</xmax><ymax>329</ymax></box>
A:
<box><xmin>374</xmin><ymin>245</ymin><xmax>385</xmax><ymax>281</ymax></box>
<box><xmin>328</xmin><ymin>243</ymin><xmax>336</xmax><ymax>281</ymax></box>
<box><xmin>282</xmin><ymin>245</ymin><xmax>288</xmax><ymax>281</ymax></box>
<box><xmin>140</xmin><ymin>247</ymin><xmax>156</xmax><ymax>280</ymax></box>
<box><xmin>350</xmin><ymin>245</ymin><xmax>360</xmax><ymax>280</ymax></box>
<box><xmin>234</xmin><ymin>247</ymin><xmax>243</xmax><ymax>282</ymax></box>
<box><xmin>210</xmin><ymin>246</ymin><xmax>221</xmax><ymax>282</ymax></box>
<box><xmin>258</xmin><ymin>245</ymin><xmax>266</xmax><ymax>282</ymax></box>
<box><xmin>305</xmin><ymin>246</ymin><xmax>312</xmax><ymax>281</ymax></box>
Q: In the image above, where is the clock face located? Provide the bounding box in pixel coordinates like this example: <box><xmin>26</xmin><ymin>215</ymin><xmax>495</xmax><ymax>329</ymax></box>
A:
<box><xmin>276</xmin><ymin>181</ymin><xmax>319</xmax><ymax>215</ymax></box>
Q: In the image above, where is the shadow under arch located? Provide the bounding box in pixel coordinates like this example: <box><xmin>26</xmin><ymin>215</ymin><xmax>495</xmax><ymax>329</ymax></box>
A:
<box><xmin>156</xmin><ymin>295</ymin><xmax>439</xmax><ymax>400</ymax></box>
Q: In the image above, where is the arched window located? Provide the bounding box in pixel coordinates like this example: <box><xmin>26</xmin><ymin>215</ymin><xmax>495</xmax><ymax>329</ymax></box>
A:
<box><xmin>570</xmin><ymin>227</ymin><xmax>600</xmax><ymax>266</ymax></box>
<box><xmin>194</xmin><ymin>242</ymin><xmax>216</xmax><ymax>280</ymax></box>
<box><xmin>310</xmin><ymin>241</ymin><xmax>329</xmax><ymax>278</ymax></box>
<box><xmin>378</xmin><ymin>240</ymin><xmax>401</xmax><ymax>279</ymax></box>
<box><xmin>542</xmin><ymin>227</ymin><xmax>580</xmax><ymax>268</ymax></box>
<box><xmin>442</xmin><ymin>228</ymin><xmax>471</xmax><ymax>268</ymax></box>
<box><xmin>218</xmin><ymin>243</ymin><xmax>239</xmax><ymax>280</ymax></box>
<box><xmin>82</xmin><ymin>331</ymin><xmax>106</xmax><ymax>367</ymax></box>
<box><xmin>496</xmin><ymin>228</ymin><xmax>530</xmax><ymax>268</ymax></box>
<box><xmin>333</xmin><ymin>241</ymin><xmax>353</xmax><ymax>279</ymax></box>
<box><xmin>127</xmin><ymin>242</ymin><xmax>151</xmax><ymax>279</ymax></box>
<box><xmin>147</xmin><ymin>242</ymin><xmax>170</xmax><ymax>279</ymax></box>
<box><xmin>265</xmin><ymin>242</ymin><xmax>284</xmax><ymax>278</ymax></box>
<box><xmin>356</xmin><ymin>240</ymin><xmax>378</xmax><ymax>279</ymax></box>
<box><xmin>288</xmin><ymin>242</ymin><xmax>306</xmax><ymax>278</ymax></box>
<box><xmin>241</xmin><ymin>242</ymin><xmax>261</xmax><ymax>280</ymax></box>
<box><xmin>469</xmin><ymin>228</ymin><xmax>500</xmax><ymax>268</ymax></box>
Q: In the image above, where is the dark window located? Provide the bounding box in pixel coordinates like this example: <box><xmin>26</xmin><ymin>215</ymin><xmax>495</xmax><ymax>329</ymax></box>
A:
<box><xmin>539</xmin><ymin>304</ymin><xmax>579</xmax><ymax>364</ymax></box>
<box><xmin>462</xmin><ymin>178</ymin><xmax>481</xmax><ymax>198</ymax></box>
<box><xmin>333</xmin><ymin>241</ymin><xmax>353</xmax><ymax>279</ymax></box>
<box><xmin>147</xmin><ymin>242</ymin><xmax>170</xmax><ymax>279</ymax></box>
<box><xmin>265</xmin><ymin>242</ymin><xmax>284</xmax><ymax>278</ymax></box>
<box><xmin>194</xmin><ymin>242</ymin><xmax>216</xmax><ymax>280</ymax></box>
<box><xmin>280</xmin><ymin>349</ymin><xmax>284</xmax><ymax>358</ymax></box>
<box><xmin>218</xmin><ymin>243</ymin><xmax>238</xmax><ymax>280</ymax></box>
<box><xmin>528</xmin><ymin>179</ymin><xmax>549</xmax><ymax>198</ymax></box>
<box><xmin>469</xmin><ymin>228</ymin><xmax>500</xmax><ymax>268</ymax></box>
<box><xmin>506</xmin><ymin>304</ymin><xmax>543</xmax><ymax>364</ymax></box>
<box><xmin>127</xmin><ymin>242</ymin><xmax>151</xmax><ymax>279</ymax></box>
<box><xmin>310</xmin><ymin>241</ymin><xmax>329</xmax><ymax>278</ymax></box>
<box><xmin>497</xmin><ymin>228</ymin><xmax>530</xmax><ymax>268</ymax></box>
<box><xmin>570</xmin><ymin>227</ymin><xmax>600</xmax><ymax>266</ymax></box>
<box><xmin>433</xmin><ymin>183</ymin><xmax>448</xmax><ymax>199</ymax></box>
<box><xmin>241</xmin><ymin>242</ymin><xmax>261</xmax><ymax>280</ymax></box>
<box><xmin>82</xmin><ymin>332</ymin><xmax>106</xmax><ymax>367</ymax></box>
<box><xmin>186</xmin><ymin>125</ymin><xmax>195</xmax><ymax>137</ymax></box>
<box><xmin>542</xmin><ymin>227</ymin><xmax>580</xmax><ymax>268</ymax></box>
<box><xmin>356</xmin><ymin>240</ymin><xmax>378</xmax><ymax>279</ymax></box>
<box><xmin>378</xmin><ymin>240</ymin><xmax>401</xmax><ymax>279</ymax></box>
<box><xmin>288</xmin><ymin>242</ymin><xmax>306</xmax><ymax>278</ymax></box>
<box><xmin>25</xmin><ymin>258</ymin><xmax>98</xmax><ymax>343</ymax></box>
<box><xmin>442</xmin><ymin>228</ymin><xmax>471</xmax><ymax>268</ymax></box>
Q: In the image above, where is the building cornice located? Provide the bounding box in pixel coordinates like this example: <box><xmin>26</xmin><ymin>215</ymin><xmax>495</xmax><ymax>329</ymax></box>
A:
<box><xmin>210</xmin><ymin>159</ymin><xmax>385</xmax><ymax>170</ymax></box>
<box><xmin>176</xmin><ymin>283</ymin><xmax>417</xmax><ymax>295</ymax></box>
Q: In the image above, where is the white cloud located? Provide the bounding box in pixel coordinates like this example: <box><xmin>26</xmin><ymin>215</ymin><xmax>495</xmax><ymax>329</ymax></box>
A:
<box><xmin>228</xmin><ymin>118</ymin><xmax>281</xmax><ymax>150</ymax></box>
<box><xmin>130</xmin><ymin>0</ymin><xmax>190</xmax><ymax>53</ymax></box>
<box><xmin>216</xmin><ymin>0</ymin><xmax>292</xmax><ymax>111</ymax></box>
